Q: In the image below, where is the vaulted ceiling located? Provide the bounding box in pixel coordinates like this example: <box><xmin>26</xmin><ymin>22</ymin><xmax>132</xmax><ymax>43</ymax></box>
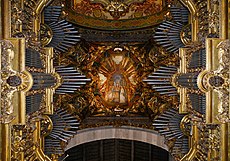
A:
<box><xmin>0</xmin><ymin>0</ymin><xmax>229</xmax><ymax>161</ymax></box>
<box><xmin>40</xmin><ymin>1</ymin><xmax>190</xmax><ymax>159</ymax></box>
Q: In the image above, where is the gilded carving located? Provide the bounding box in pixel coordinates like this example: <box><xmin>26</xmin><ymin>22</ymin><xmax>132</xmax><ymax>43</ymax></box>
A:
<box><xmin>11</xmin><ymin>125</ymin><xmax>26</xmax><ymax>161</ymax></box>
<box><xmin>73</xmin><ymin>0</ymin><xmax>165</xmax><ymax>19</ymax></box>
<box><xmin>1</xmin><ymin>0</ymin><xmax>229</xmax><ymax>161</ymax></box>
<box><xmin>40</xmin><ymin>115</ymin><xmax>53</xmax><ymax>137</ymax></box>
<box><xmin>210</xmin><ymin>40</ymin><xmax>230</xmax><ymax>123</ymax></box>
<box><xmin>180</xmin><ymin>115</ymin><xmax>191</xmax><ymax>136</ymax></box>
<box><xmin>208</xmin><ymin>0</ymin><xmax>220</xmax><ymax>37</ymax></box>
<box><xmin>0</xmin><ymin>40</ymin><xmax>18</xmax><ymax>123</ymax></box>
<box><xmin>180</xmin><ymin>24</ymin><xmax>192</xmax><ymax>45</ymax></box>
<box><xmin>64</xmin><ymin>0</ymin><xmax>169</xmax><ymax>30</ymax></box>
<box><xmin>196</xmin><ymin>0</ymin><xmax>209</xmax><ymax>43</ymax></box>
<box><xmin>11</xmin><ymin>0</ymin><xmax>23</xmax><ymax>36</ymax></box>
<box><xmin>55</xmin><ymin>43</ymin><xmax>179</xmax><ymax>121</ymax></box>
<box><xmin>40</xmin><ymin>24</ymin><xmax>53</xmax><ymax>46</ymax></box>
<box><xmin>11</xmin><ymin>114</ymin><xmax>53</xmax><ymax>161</ymax></box>
<box><xmin>208</xmin><ymin>125</ymin><xmax>220</xmax><ymax>160</ymax></box>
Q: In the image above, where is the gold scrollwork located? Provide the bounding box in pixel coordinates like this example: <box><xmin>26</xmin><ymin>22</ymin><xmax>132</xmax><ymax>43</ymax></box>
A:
<box><xmin>89</xmin><ymin>0</ymin><xmax>144</xmax><ymax>19</ymax></box>
<box><xmin>197</xmin><ymin>70</ymin><xmax>210</xmax><ymax>92</ymax></box>
<box><xmin>11</xmin><ymin>0</ymin><xmax>24</xmax><ymax>36</ymax></box>
<box><xmin>52</xmin><ymin>72</ymin><xmax>62</xmax><ymax>90</ymax></box>
<box><xmin>0</xmin><ymin>40</ymin><xmax>33</xmax><ymax>123</ymax></box>
<box><xmin>208</xmin><ymin>0</ymin><xmax>220</xmax><ymax>36</ymax></box>
<box><xmin>180</xmin><ymin>115</ymin><xmax>191</xmax><ymax>136</ymax></box>
<box><xmin>208</xmin><ymin>40</ymin><xmax>229</xmax><ymax>123</ymax></box>
<box><xmin>40</xmin><ymin>115</ymin><xmax>53</xmax><ymax>137</ymax></box>
<box><xmin>1</xmin><ymin>40</ymin><xmax>18</xmax><ymax>123</ymax></box>
<box><xmin>180</xmin><ymin>24</ymin><xmax>192</xmax><ymax>45</ymax></box>
<box><xmin>40</xmin><ymin>24</ymin><xmax>53</xmax><ymax>46</ymax></box>
<box><xmin>11</xmin><ymin>125</ymin><xmax>26</xmax><ymax>161</ymax></box>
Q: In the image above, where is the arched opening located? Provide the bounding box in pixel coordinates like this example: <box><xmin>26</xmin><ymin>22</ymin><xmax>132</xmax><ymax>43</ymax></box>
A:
<box><xmin>65</xmin><ymin>139</ymin><xmax>169</xmax><ymax>161</ymax></box>
<box><xmin>63</xmin><ymin>127</ymin><xmax>174</xmax><ymax>160</ymax></box>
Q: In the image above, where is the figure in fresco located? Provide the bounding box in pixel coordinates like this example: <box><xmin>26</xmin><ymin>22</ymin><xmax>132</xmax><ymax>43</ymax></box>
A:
<box><xmin>107</xmin><ymin>74</ymin><xmax>127</xmax><ymax>104</ymax></box>
<box><xmin>97</xmin><ymin>48</ymin><xmax>137</xmax><ymax>107</ymax></box>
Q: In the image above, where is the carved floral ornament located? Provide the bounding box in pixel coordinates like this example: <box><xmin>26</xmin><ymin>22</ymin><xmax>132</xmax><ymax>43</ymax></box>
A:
<box><xmin>0</xmin><ymin>40</ymin><xmax>17</xmax><ymax>123</ymax></box>
<box><xmin>0</xmin><ymin>40</ymin><xmax>32</xmax><ymax>123</ymax></box>
<box><xmin>199</xmin><ymin>40</ymin><xmax>230</xmax><ymax>123</ymax></box>
<box><xmin>209</xmin><ymin>40</ymin><xmax>230</xmax><ymax>123</ymax></box>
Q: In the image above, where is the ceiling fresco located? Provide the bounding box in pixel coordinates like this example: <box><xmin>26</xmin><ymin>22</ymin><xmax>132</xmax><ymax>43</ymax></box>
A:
<box><xmin>97</xmin><ymin>48</ymin><xmax>137</xmax><ymax>106</ymax></box>
<box><xmin>72</xmin><ymin>0</ymin><xmax>164</xmax><ymax>19</ymax></box>
<box><xmin>63</xmin><ymin>0</ymin><xmax>170</xmax><ymax>30</ymax></box>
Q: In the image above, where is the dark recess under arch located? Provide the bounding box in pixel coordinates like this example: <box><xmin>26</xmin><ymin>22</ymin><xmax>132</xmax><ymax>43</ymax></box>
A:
<box><xmin>65</xmin><ymin>139</ymin><xmax>169</xmax><ymax>161</ymax></box>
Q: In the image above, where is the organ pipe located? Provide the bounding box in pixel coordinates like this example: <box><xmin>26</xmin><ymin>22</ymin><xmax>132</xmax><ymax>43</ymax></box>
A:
<box><xmin>31</xmin><ymin>72</ymin><xmax>56</xmax><ymax>90</ymax></box>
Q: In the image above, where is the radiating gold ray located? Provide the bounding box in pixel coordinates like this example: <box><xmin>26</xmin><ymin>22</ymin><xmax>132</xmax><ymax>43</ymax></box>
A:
<box><xmin>107</xmin><ymin>57</ymin><xmax>114</xmax><ymax>69</ymax></box>
<box><xmin>126</xmin><ymin>67</ymin><xmax>136</xmax><ymax>77</ymax></box>
<box><xmin>99</xmin><ymin>65</ymin><xmax>110</xmax><ymax>75</ymax></box>
<box><xmin>125</xmin><ymin>65</ymin><xmax>135</xmax><ymax>75</ymax></box>
<box><xmin>97</xmin><ymin>48</ymin><xmax>138</xmax><ymax>108</ymax></box>
<box><xmin>121</xmin><ymin>57</ymin><xmax>130</xmax><ymax>69</ymax></box>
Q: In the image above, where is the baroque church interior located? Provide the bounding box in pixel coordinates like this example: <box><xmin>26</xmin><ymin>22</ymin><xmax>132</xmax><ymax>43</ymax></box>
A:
<box><xmin>0</xmin><ymin>0</ymin><xmax>229</xmax><ymax>160</ymax></box>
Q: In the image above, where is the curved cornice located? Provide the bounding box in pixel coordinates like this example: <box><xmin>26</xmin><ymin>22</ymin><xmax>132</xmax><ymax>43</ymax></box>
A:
<box><xmin>65</xmin><ymin>126</ymin><xmax>168</xmax><ymax>151</ymax></box>
<box><xmin>65</xmin><ymin>9</ymin><xmax>169</xmax><ymax>30</ymax></box>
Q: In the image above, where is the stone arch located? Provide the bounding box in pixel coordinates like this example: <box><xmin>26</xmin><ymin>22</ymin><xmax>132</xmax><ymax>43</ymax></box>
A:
<box><xmin>65</xmin><ymin>126</ymin><xmax>168</xmax><ymax>151</ymax></box>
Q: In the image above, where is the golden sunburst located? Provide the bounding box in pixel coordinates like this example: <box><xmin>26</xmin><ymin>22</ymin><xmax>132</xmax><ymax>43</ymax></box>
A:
<box><xmin>98</xmin><ymin>47</ymin><xmax>137</xmax><ymax>109</ymax></box>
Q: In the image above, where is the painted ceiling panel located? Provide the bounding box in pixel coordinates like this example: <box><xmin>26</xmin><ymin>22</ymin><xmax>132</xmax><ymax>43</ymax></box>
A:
<box><xmin>63</xmin><ymin>0</ymin><xmax>170</xmax><ymax>30</ymax></box>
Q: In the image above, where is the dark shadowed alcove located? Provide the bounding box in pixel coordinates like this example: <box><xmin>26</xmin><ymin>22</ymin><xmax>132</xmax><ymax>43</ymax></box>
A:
<box><xmin>65</xmin><ymin>139</ymin><xmax>169</xmax><ymax>161</ymax></box>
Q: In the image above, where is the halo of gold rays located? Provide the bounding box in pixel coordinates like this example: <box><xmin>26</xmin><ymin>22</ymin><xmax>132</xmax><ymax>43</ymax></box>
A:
<box><xmin>56</xmin><ymin>43</ymin><xmax>179</xmax><ymax>117</ymax></box>
<box><xmin>98</xmin><ymin>47</ymin><xmax>137</xmax><ymax>109</ymax></box>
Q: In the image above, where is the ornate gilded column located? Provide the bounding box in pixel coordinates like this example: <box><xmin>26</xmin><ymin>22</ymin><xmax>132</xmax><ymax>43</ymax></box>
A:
<box><xmin>175</xmin><ymin>0</ymin><xmax>229</xmax><ymax>160</ymax></box>
<box><xmin>0</xmin><ymin>39</ymin><xmax>32</xmax><ymax>161</ymax></box>
<box><xmin>198</xmin><ymin>39</ymin><xmax>229</xmax><ymax>161</ymax></box>
<box><xmin>219</xmin><ymin>1</ymin><xmax>229</xmax><ymax>160</ymax></box>
<box><xmin>220</xmin><ymin>0</ymin><xmax>228</xmax><ymax>39</ymax></box>
<box><xmin>1</xmin><ymin>0</ymin><xmax>11</xmax><ymax>39</ymax></box>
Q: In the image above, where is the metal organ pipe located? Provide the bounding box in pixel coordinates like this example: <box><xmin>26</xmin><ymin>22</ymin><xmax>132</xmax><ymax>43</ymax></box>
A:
<box><xmin>55</xmin><ymin>66</ymin><xmax>91</xmax><ymax>94</ymax></box>
<box><xmin>44</xmin><ymin>6</ymin><xmax>81</xmax><ymax>53</ymax></box>
<box><xmin>26</xmin><ymin>48</ymin><xmax>43</xmax><ymax>68</ymax></box>
<box><xmin>45</xmin><ymin>108</ymin><xmax>80</xmax><ymax>155</ymax></box>
<box><xmin>153</xmin><ymin>108</ymin><xmax>189</xmax><ymax>156</ymax></box>
<box><xmin>31</xmin><ymin>72</ymin><xmax>56</xmax><ymax>90</ymax></box>
<box><xmin>189</xmin><ymin>94</ymin><xmax>206</xmax><ymax>114</ymax></box>
<box><xmin>26</xmin><ymin>93</ymin><xmax>43</xmax><ymax>114</ymax></box>
<box><xmin>154</xmin><ymin>5</ymin><xmax>189</xmax><ymax>54</ymax></box>
<box><xmin>188</xmin><ymin>49</ymin><xmax>206</xmax><ymax>68</ymax></box>
<box><xmin>143</xmin><ymin>66</ymin><xmax>178</xmax><ymax>96</ymax></box>
<box><xmin>177</xmin><ymin>72</ymin><xmax>199</xmax><ymax>89</ymax></box>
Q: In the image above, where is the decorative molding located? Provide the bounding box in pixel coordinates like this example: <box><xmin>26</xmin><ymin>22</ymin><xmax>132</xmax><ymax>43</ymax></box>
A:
<box><xmin>65</xmin><ymin>126</ymin><xmax>168</xmax><ymax>151</ymax></box>
<box><xmin>210</xmin><ymin>40</ymin><xmax>229</xmax><ymax>123</ymax></box>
